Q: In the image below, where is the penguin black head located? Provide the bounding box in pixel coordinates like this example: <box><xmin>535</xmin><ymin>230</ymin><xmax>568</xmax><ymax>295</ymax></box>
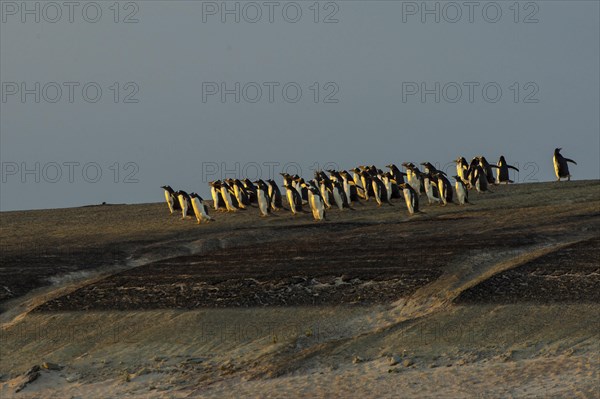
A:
<box><xmin>554</xmin><ymin>148</ymin><xmax>562</xmax><ymax>155</ymax></box>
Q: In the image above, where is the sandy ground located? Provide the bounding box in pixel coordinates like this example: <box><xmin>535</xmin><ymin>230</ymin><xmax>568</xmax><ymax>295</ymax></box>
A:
<box><xmin>0</xmin><ymin>180</ymin><xmax>599</xmax><ymax>398</ymax></box>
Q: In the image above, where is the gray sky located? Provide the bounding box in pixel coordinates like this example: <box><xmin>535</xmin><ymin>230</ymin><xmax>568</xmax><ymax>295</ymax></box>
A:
<box><xmin>1</xmin><ymin>1</ymin><xmax>598</xmax><ymax>211</ymax></box>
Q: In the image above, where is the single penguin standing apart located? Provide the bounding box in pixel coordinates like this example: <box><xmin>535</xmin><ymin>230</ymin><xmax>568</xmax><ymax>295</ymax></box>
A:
<box><xmin>189</xmin><ymin>193</ymin><xmax>214</xmax><ymax>223</ymax></box>
<box><xmin>399</xmin><ymin>183</ymin><xmax>419</xmax><ymax>215</ymax></box>
<box><xmin>454</xmin><ymin>176</ymin><xmax>469</xmax><ymax>205</ymax></box>
<box><xmin>553</xmin><ymin>148</ymin><xmax>577</xmax><ymax>181</ymax></box>
<box><xmin>161</xmin><ymin>185</ymin><xmax>181</xmax><ymax>214</ymax></box>
<box><xmin>496</xmin><ymin>156</ymin><xmax>520</xmax><ymax>184</ymax></box>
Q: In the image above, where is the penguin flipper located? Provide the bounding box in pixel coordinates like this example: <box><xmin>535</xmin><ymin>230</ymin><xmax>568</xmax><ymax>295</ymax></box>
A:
<box><xmin>565</xmin><ymin>158</ymin><xmax>577</xmax><ymax>165</ymax></box>
<box><xmin>508</xmin><ymin>165</ymin><xmax>520</xmax><ymax>171</ymax></box>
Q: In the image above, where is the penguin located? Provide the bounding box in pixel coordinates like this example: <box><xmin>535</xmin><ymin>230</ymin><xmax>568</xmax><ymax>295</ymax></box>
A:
<box><xmin>420</xmin><ymin>162</ymin><xmax>447</xmax><ymax>176</ymax></box>
<box><xmin>208</xmin><ymin>181</ymin><xmax>226</xmax><ymax>211</ymax></box>
<box><xmin>176</xmin><ymin>190</ymin><xmax>195</xmax><ymax>219</ymax></box>
<box><xmin>358</xmin><ymin>170</ymin><xmax>372</xmax><ymax>201</ymax></box>
<box><xmin>219</xmin><ymin>181</ymin><xmax>238</xmax><ymax>212</ymax></box>
<box><xmin>422</xmin><ymin>173</ymin><xmax>441</xmax><ymax>205</ymax></box>
<box><xmin>284</xmin><ymin>183</ymin><xmax>303</xmax><ymax>215</ymax></box>
<box><xmin>553</xmin><ymin>148</ymin><xmax>577</xmax><ymax>181</ymax></box>
<box><xmin>432</xmin><ymin>172</ymin><xmax>453</xmax><ymax>205</ymax></box>
<box><xmin>381</xmin><ymin>172</ymin><xmax>393</xmax><ymax>203</ymax></box>
<box><xmin>496</xmin><ymin>156</ymin><xmax>520</xmax><ymax>184</ymax></box>
<box><xmin>189</xmin><ymin>192</ymin><xmax>214</xmax><ymax>223</ymax></box>
<box><xmin>341</xmin><ymin>170</ymin><xmax>363</xmax><ymax>203</ymax></box>
<box><xmin>331</xmin><ymin>180</ymin><xmax>352</xmax><ymax>210</ymax></box>
<box><xmin>465</xmin><ymin>158</ymin><xmax>480</xmax><ymax>189</ymax></box>
<box><xmin>161</xmin><ymin>185</ymin><xmax>181</xmax><ymax>214</ymax></box>
<box><xmin>386</xmin><ymin>164</ymin><xmax>407</xmax><ymax>185</ymax></box>
<box><xmin>453</xmin><ymin>176</ymin><xmax>469</xmax><ymax>205</ymax></box>
<box><xmin>242</xmin><ymin>179</ymin><xmax>258</xmax><ymax>204</ymax></box>
<box><xmin>293</xmin><ymin>176</ymin><xmax>310</xmax><ymax>204</ymax></box>
<box><xmin>230</xmin><ymin>179</ymin><xmax>250</xmax><ymax>209</ymax></box>
<box><xmin>253</xmin><ymin>180</ymin><xmax>271</xmax><ymax>217</ymax></box>
<box><xmin>402</xmin><ymin>162</ymin><xmax>423</xmax><ymax>195</ymax></box>
<box><xmin>370</xmin><ymin>175</ymin><xmax>384</xmax><ymax>206</ymax></box>
<box><xmin>350</xmin><ymin>167</ymin><xmax>367</xmax><ymax>199</ymax></box>
<box><xmin>304</xmin><ymin>184</ymin><xmax>326</xmax><ymax>221</ymax></box>
<box><xmin>471</xmin><ymin>165</ymin><xmax>489</xmax><ymax>193</ymax></box>
<box><xmin>319</xmin><ymin>179</ymin><xmax>333</xmax><ymax>209</ymax></box>
<box><xmin>455</xmin><ymin>157</ymin><xmax>469</xmax><ymax>183</ymax></box>
<box><xmin>266</xmin><ymin>179</ymin><xmax>283</xmax><ymax>211</ymax></box>
<box><xmin>399</xmin><ymin>183</ymin><xmax>419</xmax><ymax>215</ymax></box>
<box><xmin>478</xmin><ymin>156</ymin><xmax>499</xmax><ymax>185</ymax></box>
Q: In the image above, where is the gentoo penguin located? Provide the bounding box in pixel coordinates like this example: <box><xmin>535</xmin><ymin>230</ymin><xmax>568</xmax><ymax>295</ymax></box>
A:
<box><xmin>553</xmin><ymin>148</ymin><xmax>577</xmax><ymax>181</ymax></box>
<box><xmin>208</xmin><ymin>181</ymin><xmax>226</xmax><ymax>211</ymax></box>
<box><xmin>478</xmin><ymin>156</ymin><xmax>499</xmax><ymax>184</ymax></box>
<box><xmin>465</xmin><ymin>158</ymin><xmax>480</xmax><ymax>189</ymax></box>
<box><xmin>496</xmin><ymin>156</ymin><xmax>520</xmax><ymax>184</ymax></box>
<box><xmin>176</xmin><ymin>190</ymin><xmax>195</xmax><ymax>219</ymax></box>
<box><xmin>432</xmin><ymin>172</ymin><xmax>453</xmax><ymax>205</ymax></box>
<box><xmin>331</xmin><ymin>180</ymin><xmax>352</xmax><ymax>210</ymax></box>
<box><xmin>266</xmin><ymin>179</ymin><xmax>283</xmax><ymax>211</ymax></box>
<box><xmin>420</xmin><ymin>162</ymin><xmax>446</xmax><ymax>176</ymax></box>
<box><xmin>304</xmin><ymin>184</ymin><xmax>326</xmax><ymax>221</ymax></box>
<box><xmin>253</xmin><ymin>180</ymin><xmax>271</xmax><ymax>217</ymax></box>
<box><xmin>402</xmin><ymin>162</ymin><xmax>423</xmax><ymax>195</ymax></box>
<box><xmin>219</xmin><ymin>181</ymin><xmax>238</xmax><ymax>212</ymax></box>
<box><xmin>293</xmin><ymin>176</ymin><xmax>310</xmax><ymax>204</ymax></box>
<box><xmin>471</xmin><ymin>165</ymin><xmax>489</xmax><ymax>193</ymax></box>
<box><xmin>399</xmin><ymin>183</ymin><xmax>419</xmax><ymax>215</ymax></box>
<box><xmin>351</xmin><ymin>167</ymin><xmax>367</xmax><ymax>199</ymax></box>
<box><xmin>161</xmin><ymin>185</ymin><xmax>181</xmax><ymax>214</ymax></box>
<box><xmin>422</xmin><ymin>173</ymin><xmax>441</xmax><ymax>205</ymax></box>
<box><xmin>455</xmin><ymin>157</ymin><xmax>469</xmax><ymax>182</ymax></box>
<box><xmin>189</xmin><ymin>192</ymin><xmax>214</xmax><ymax>223</ymax></box>
<box><xmin>358</xmin><ymin>170</ymin><xmax>372</xmax><ymax>201</ymax></box>
<box><xmin>319</xmin><ymin>179</ymin><xmax>333</xmax><ymax>209</ymax></box>
<box><xmin>386</xmin><ymin>164</ymin><xmax>406</xmax><ymax>185</ymax></box>
<box><xmin>341</xmin><ymin>170</ymin><xmax>363</xmax><ymax>203</ymax></box>
<box><xmin>242</xmin><ymin>179</ymin><xmax>258</xmax><ymax>203</ymax></box>
<box><xmin>453</xmin><ymin>176</ymin><xmax>469</xmax><ymax>205</ymax></box>
<box><xmin>230</xmin><ymin>179</ymin><xmax>250</xmax><ymax>209</ymax></box>
<box><xmin>284</xmin><ymin>183</ymin><xmax>303</xmax><ymax>215</ymax></box>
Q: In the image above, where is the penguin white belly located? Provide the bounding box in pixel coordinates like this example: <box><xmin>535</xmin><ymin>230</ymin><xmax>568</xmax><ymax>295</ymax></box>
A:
<box><xmin>191</xmin><ymin>197</ymin><xmax>206</xmax><ymax>223</ymax></box>
<box><xmin>437</xmin><ymin>181</ymin><xmax>447</xmax><ymax>205</ymax></box>
<box><xmin>456</xmin><ymin>182</ymin><xmax>465</xmax><ymax>205</ymax></box>
<box><xmin>221</xmin><ymin>187</ymin><xmax>236</xmax><ymax>211</ymax></box>
<box><xmin>286</xmin><ymin>189</ymin><xmax>296</xmax><ymax>214</ymax></box>
<box><xmin>320</xmin><ymin>185</ymin><xmax>331</xmax><ymax>208</ymax></box>
<box><xmin>553</xmin><ymin>156</ymin><xmax>560</xmax><ymax>179</ymax></box>
<box><xmin>372</xmin><ymin>181</ymin><xmax>382</xmax><ymax>205</ymax></box>
<box><xmin>211</xmin><ymin>187</ymin><xmax>220</xmax><ymax>210</ymax></box>
<box><xmin>343</xmin><ymin>180</ymin><xmax>351</xmax><ymax>202</ymax></box>
<box><xmin>403</xmin><ymin>188</ymin><xmax>414</xmax><ymax>214</ymax></box>
<box><xmin>384</xmin><ymin>181</ymin><xmax>392</xmax><ymax>202</ymax></box>
<box><xmin>424</xmin><ymin>179</ymin><xmax>439</xmax><ymax>204</ymax></box>
<box><xmin>333</xmin><ymin>189</ymin><xmax>344</xmax><ymax>210</ymax></box>
<box><xmin>257</xmin><ymin>190</ymin><xmax>269</xmax><ymax>216</ymax></box>
<box><xmin>178</xmin><ymin>195</ymin><xmax>188</xmax><ymax>218</ymax></box>
<box><xmin>315</xmin><ymin>197</ymin><xmax>325</xmax><ymax>220</ymax></box>
<box><xmin>164</xmin><ymin>191</ymin><xmax>174</xmax><ymax>213</ymax></box>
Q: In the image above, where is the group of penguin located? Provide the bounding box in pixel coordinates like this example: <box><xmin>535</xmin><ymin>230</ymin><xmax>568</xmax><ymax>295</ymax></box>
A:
<box><xmin>161</xmin><ymin>148</ymin><xmax>577</xmax><ymax>224</ymax></box>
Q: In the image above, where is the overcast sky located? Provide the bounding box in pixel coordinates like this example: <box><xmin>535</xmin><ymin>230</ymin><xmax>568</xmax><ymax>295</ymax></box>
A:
<box><xmin>1</xmin><ymin>1</ymin><xmax>598</xmax><ymax>211</ymax></box>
